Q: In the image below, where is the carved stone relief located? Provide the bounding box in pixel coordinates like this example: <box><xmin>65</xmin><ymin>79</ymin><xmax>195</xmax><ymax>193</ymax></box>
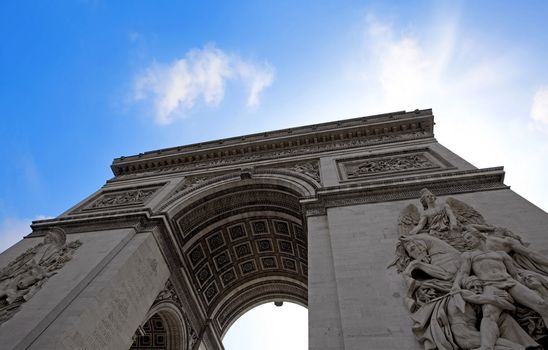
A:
<box><xmin>79</xmin><ymin>185</ymin><xmax>163</xmax><ymax>212</ymax></box>
<box><xmin>264</xmin><ymin>160</ymin><xmax>321</xmax><ymax>183</ymax></box>
<box><xmin>339</xmin><ymin>150</ymin><xmax>446</xmax><ymax>181</ymax></box>
<box><xmin>0</xmin><ymin>228</ymin><xmax>82</xmax><ymax>324</ymax></box>
<box><xmin>175</xmin><ymin>176</ymin><xmax>211</xmax><ymax>194</ymax></box>
<box><xmin>391</xmin><ymin>188</ymin><xmax>548</xmax><ymax>349</ymax></box>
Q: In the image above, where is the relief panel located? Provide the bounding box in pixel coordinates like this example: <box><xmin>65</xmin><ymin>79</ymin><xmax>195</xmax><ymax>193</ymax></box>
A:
<box><xmin>75</xmin><ymin>184</ymin><xmax>165</xmax><ymax>212</ymax></box>
<box><xmin>337</xmin><ymin>148</ymin><xmax>453</xmax><ymax>181</ymax></box>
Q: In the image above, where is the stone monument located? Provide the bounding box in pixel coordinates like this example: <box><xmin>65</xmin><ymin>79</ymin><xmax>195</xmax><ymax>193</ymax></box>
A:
<box><xmin>1</xmin><ymin>108</ymin><xmax>547</xmax><ymax>349</ymax></box>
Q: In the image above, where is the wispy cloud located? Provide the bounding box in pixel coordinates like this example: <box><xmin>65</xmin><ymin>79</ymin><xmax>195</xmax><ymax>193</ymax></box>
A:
<box><xmin>337</xmin><ymin>12</ymin><xmax>548</xmax><ymax>211</ymax></box>
<box><xmin>133</xmin><ymin>44</ymin><xmax>274</xmax><ymax>124</ymax></box>
<box><xmin>530</xmin><ymin>86</ymin><xmax>548</xmax><ymax>125</ymax></box>
<box><xmin>360</xmin><ymin>14</ymin><xmax>516</xmax><ymax>111</ymax></box>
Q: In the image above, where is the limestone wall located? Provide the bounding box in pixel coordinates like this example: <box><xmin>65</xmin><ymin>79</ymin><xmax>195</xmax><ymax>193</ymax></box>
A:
<box><xmin>307</xmin><ymin>188</ymin><xmax>548</xmax><ymax>349</ymax></box>
<box><xmin>0</xmin><ymin>229</ymin><xmax>170</xmax><ymax>350</ymax></box>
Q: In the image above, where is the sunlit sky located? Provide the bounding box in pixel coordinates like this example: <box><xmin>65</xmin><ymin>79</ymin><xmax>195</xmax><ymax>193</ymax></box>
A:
<box><xmin>1</xmin><ymin>1</ymin><xmax>548</xmax><ymax>349</ymax></box>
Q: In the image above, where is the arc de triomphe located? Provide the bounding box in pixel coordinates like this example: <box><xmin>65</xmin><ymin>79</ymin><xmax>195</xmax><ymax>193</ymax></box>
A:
<box><xmin>2</xmin><ymin>109</ymin><xmax>548</xmax><ymax>350</ymax></box>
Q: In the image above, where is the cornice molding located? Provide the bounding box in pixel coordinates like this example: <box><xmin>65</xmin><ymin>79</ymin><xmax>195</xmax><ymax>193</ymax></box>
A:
<box><xmin>27</xmin><ymin>210</ymin><xmax>154</xmax><ymax>236</ymax></box>
<box><xmin>111</xmin><ymin>109</ymin><xmax>433</xmax><ymax>177</ymax></box>
<box><xmin>302</xmin><ymin>167</ymin><xmax>508</xmax><ymax>216</ymax></box>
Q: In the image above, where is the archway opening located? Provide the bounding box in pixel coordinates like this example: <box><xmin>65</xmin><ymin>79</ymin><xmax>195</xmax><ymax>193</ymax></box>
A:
<box><xmin>130</xmin><ymin>314</ymin><xmax>168</xmax><ymax>350</ymax></box>
<box><xmin>130</xmin><ymin>303</ymin><xmax>188</xmax><ymax>350</ymax></box>
<box><xmin>222</xmin><ymin>301</ymin><xmax>307</xmax><ymax>350</ymax></box>
<box><xmin>162</xmin><ymin>171</ymin><xmax>318</xmax><ymax>347</ymax></box>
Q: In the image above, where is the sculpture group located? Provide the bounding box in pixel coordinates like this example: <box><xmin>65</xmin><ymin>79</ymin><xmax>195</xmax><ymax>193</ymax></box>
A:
<box><xmin>392</xmin><ymin>189</ymin><xmax>548</xmax><ymax>350</ymax></box>
<box><xmin>0</xmin><ymin>228</ymin><xmax>82</xmax><ymax>325</ymax></box>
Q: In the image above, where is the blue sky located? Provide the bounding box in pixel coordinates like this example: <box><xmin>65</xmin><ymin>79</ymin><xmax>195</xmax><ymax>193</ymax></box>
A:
<box><xmin>1</xmin><ymin>1</ymin><xmax>548</xmax><ymax>348</ymax></box>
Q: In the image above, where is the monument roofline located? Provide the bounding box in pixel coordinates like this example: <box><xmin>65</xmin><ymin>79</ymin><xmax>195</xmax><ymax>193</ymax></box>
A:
<box><xmin>111</xmin><ymin>108</ymin><xmax>434</xmax><ymax>176</ymax></box>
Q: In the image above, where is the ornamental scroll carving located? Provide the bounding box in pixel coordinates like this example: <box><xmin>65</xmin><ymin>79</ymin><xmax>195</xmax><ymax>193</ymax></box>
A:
<box><xmin>0</xmin><ymin>228</ymin><xmax>82</xmax><ymax>324</ymax></box>
<box><xmin>391</xmin><ymin>189</ymin><xmax>548</xmax><ymax>349</ymax></box>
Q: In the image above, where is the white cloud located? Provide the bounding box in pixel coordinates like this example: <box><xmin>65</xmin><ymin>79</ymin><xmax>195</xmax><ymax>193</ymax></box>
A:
<box><xmin>332</xmin><ymin>13</ymin><xmax>548</xmax><ymax>212</ymax></box>
<box><xmin>530</xmin><ymin>86</ymin><xmax>548</xmax><ymax>125</ymax></box>
<box><xmin>134</xmin><ymin>45</ymin><xmax>274</xmax><ymax>124</ymax></box>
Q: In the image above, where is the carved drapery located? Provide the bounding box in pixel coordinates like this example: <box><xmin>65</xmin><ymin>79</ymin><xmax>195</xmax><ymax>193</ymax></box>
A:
<box><xmin>392</xmin><ymin>188</ymin><xmax>548</xmax><ymax>349</ymax></box>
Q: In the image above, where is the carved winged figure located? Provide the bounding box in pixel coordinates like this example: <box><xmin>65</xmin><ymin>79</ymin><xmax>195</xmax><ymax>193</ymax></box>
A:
<box><xmin>0</xmin><ymin>228</ymin><xmax>82</xmax><ymax>325</ymax></box>
<box><xmin>393</xmin><ymin>188</ymin><xmax>548</xmax><ymax>350</ymax></box>
<box><xmin>398</xmin><ymin>188</ymin><xmax>487</xmax><ymax>251</ymax></box>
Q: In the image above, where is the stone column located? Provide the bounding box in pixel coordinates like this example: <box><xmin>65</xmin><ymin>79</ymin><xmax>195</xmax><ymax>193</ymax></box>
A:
<box><xmin>307</xmin><ymin>214</ymin><xmax>345</xmax><ymax>349</ymax></box>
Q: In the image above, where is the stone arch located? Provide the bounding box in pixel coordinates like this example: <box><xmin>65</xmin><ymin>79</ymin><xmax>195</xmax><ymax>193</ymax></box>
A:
<box><xmin>215</xmin><ymin>278</ymin><xmax>307</xmax><ymax>337</ymax></box>
<box><xmin>132</xmin><ymin>302</ymin><xmax>188</xmax><ymax>350</ymax></box>
<box><xmin>160</xmin><ymin>168</ymin><xmax>318</xmax><ymax>338</ymax></box>
<box><xmin>160</xmin><ymin>167</ymin><xmax>319</xmax><ymax>217</ymax></box>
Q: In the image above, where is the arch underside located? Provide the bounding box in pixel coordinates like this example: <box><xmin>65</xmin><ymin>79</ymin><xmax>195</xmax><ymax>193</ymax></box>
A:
<box><xmin>168</xmin><ymin>176</ymin><xmax>310</xmax><ymax>338</ymax></box>
<box><xmin>130</xmin><ymin>302</ymin><xmax>188</xmax><ymax>350</ymax></box>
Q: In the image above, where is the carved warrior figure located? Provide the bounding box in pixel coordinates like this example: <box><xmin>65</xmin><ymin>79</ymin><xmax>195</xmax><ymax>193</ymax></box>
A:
<box><xmin>0</xmin><ymin>228</ymin><xmax>82</xmax><ymax>325</ymax></box>
<box><xmin>393</xmin><ymin>188</ymin><xmax>548</xmax><ymax>350</ymax></box>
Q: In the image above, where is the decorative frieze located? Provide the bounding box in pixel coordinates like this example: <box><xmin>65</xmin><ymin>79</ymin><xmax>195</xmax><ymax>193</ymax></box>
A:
<box><xmin>338</xmin><ymin>149</ymin><xmax>449</xmax><ymax>181</ymax></box>
<box><xmin>175</xmin><ymin>176</ymin><xmax>211</xmax><ymax>194</ymax></box>
<box><xmin>78</xmin><ymin>184</ymin><xmax>164</xmax><ymax>212</ymax></box>
<box><xmin>111</xmin><ymin>129</ymin><xmax>431</xmax><ymax>179</ymax></box>
<box><xmin>346</xmin><ymin>154</ymin><xmax>434</xmax><ymax>177</ymax></box>
<box><xmin>263</xmin><ymin>160</ymin><xmax>321</xmax><ymax>183</ymax></box>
